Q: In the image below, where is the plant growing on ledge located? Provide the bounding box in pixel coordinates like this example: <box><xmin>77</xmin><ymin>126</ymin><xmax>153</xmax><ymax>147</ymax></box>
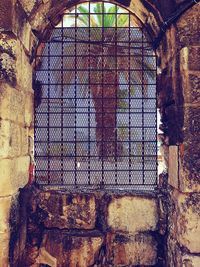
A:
<box><xmin>54</xmin><ymin>2</ymin><xmax>155</xmax><ymax>161</ymax></box>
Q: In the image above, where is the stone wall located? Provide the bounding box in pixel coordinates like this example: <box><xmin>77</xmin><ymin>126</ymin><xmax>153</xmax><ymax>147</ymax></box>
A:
<box><xmin>157</xmin><ymin>3</ymin><xmax>200</xmax><ymax>266</ymax></box>
<box><xmin>11</xmin><ymin>186</ymin><xmax>161</xmax><ymax>267</ymax></box>
<box><xmin>0</xmin><ymin>0</ymin><xmax>199</xmax><ymax>266</ymax></box>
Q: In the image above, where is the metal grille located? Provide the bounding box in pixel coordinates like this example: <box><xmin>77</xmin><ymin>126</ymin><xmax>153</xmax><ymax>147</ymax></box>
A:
<box><xmin>34</xmin><ymin>2</ymin><xmax>157</xmax><ymax>190</ymax></box>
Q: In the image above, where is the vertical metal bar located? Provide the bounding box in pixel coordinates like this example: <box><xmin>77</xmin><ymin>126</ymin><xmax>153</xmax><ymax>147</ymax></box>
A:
<box><xmin>75</xmin><ymin>5</ymin><xmax>78</xmax><ymax>186</ymax></box>
<box><xmin>101</xmin><ymin>2</ymin><xmax>104</xmax><ymax>186</ymax></box>
<box><xmin>88</xmin><ymin>2</ymin><xmax>91</xmax><ymax>185</ymax></box>
<box><xmin>142</xmin><ymin>27</ymin><xmax>145</xmax><ymax>185</ymax></box>
<box><xmin>156</xmin><ymin>54</ymin><xmax>158</xmax><ymax>187</ymax></box>
<box><xmin>128</xmin><ymin>11</ymin><xmax>131</xmax><ymax>184</ymax></box>
<box><xmin>61</xmin><ymin>15</ymin><xmax>64</xmax><ymax>184</ymax></box>
<box><xmin>47</xmin><ymin>42</ymin><xmax>50</xmax><ymax>185</ymax></box>
<box><xmin>114</xmin><ymin>4</ymin><xmax>118</xmax><ymax>185</ymax></box>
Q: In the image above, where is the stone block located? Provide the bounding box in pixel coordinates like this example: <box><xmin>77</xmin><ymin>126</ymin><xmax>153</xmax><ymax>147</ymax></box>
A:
<box><xmin>30</xmin><ymin>230</ymin><xmax>103</xmax><ymax>267</ymax></box>
<box><xmin>16</xmin><ymin>45</ymin><xmax>33</xmax><ymax>91</ymax></box>
<box><xmin>0</xmin><ymin>196</ymin><xmax>12</xmax><ymax>234</ymax></box>
<box><xmin>0</xmin><ymin>119</ymin><xmax>10</xmax><ymax>159</ymax></box>
<box><xmin>107</xmin><ymin>195</ymin><xmax>158</xmax><ymax>234</ymax></box>
<box><xmin>106</xmin><ymin>232</ymin><xmax>157</xmax><ymax>266</ymax></box>
<box><xmin>176</xmin><ymin>4</ymin><xmax>200</xmax><ymax>48</ymax></box>
<box><xmin>0</xmin><ymin>156</ymin><xmax>29</xmax><ymax>196</ymax></box>
<box><xmin>179</xmin><ymin>139</ymin><xmax>200</xmax><ymax>192</ymax></box>
<box><xmin>31</xmin><ymin>192</ymin><xmax>96</xmax><ymax>229</ymax></box>
<box><xmin>180</xmin><ymin>47</ymin><xmax>200</xmax><ymax>104</ymax></box>
<box><xmin>0</xmin><ymin>84</ymin><xmax>25</xmax><ymax>124</ymax></box>
<box><xmin>24</xmin><ymin>92</ymin><xmax>34</xmax><ymax>126</ymax></box>
<box><xmin>168</xmin><ymin>145</ymin><xmax>179</xmax><ymax>189</ymax></box>
<box><xmin>170</xmin><ymin>190</ymin><xmax>200</xmax><ymax>253</ymax></box>
<box><xmin>181</xmin><ymin>255</ymin><xmax>200</xmax><ymax>267</ymax></box>
<box><xmin>0</xmin><ymin>232</ymin><xmax>10</xmax><ymax>267</ymax></box>
<box><xmin>0</xmin><ymin>119</ymin><xmax>25</xmax><ymax>159</ymax></box>
<box><xmin>21</xmin><ymin>127</ymin><xmax>29</xmax><ymax>155</ymax></box>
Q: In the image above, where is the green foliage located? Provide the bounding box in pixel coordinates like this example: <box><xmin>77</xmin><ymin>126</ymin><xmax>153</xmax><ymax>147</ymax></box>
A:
<box><xmin>77</xmin><ymin>3</ymin><xmax>129</xmax><ymax>27</ymax></box>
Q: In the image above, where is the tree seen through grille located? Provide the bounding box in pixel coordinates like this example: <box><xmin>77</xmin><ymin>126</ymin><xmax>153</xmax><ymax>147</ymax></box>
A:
<box><xmin>34</xmin><ymin>2</ymin><xmax>157</xmax><ymax>190</ymax></box>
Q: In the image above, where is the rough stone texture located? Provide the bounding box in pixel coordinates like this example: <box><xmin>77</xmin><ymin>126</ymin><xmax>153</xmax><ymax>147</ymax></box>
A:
<box><xmin>30</xmin><ymin>191</ymin><xmax>97</xmax><ymax>229</ymax></box>
<box><xmin>0</xmin><ymin>157</ymin><xmax>30</xmax><ymax>196</ymax></box>
<box><xmin>169</xmin><ymin>189</ymin><xmax>200</xmax><ymax>254</ymax></box>
<box><xmin>0</xmin><ymin>85</ymin><xmax>25</xmax><ymax>125</ymax></box>
<box><xmin>176</xmin><ymin>4</ymin><xmax>200</xmax><ymax>49</ymax></box>
<box><xmin>0</xmin><ymin>0</ymin><xmax>14</xmax><ymax>31</ymax></box>
<box><xmin>35</xmin><ymin>231</ymin><xmax>103</xmax><ymax>267</ymax></box>
<box><xmin>106</xmin><ymin>232</ymin><xmax>157</xmax><ymax>266</ymax></box>
<box><xmin>107</xmin><ymin>195</ymin><xmax>158</xmax><ymax>233</ymax></box>
<box><xmin>178</xmin><ymin>106</ymin><xmax>200</xmax><ymax>192</ymax></box>
<box><xmin>180</xmin><ymin>47</ymin><xmax>200</xmax><ymax>104</ymax></box>
<box><xmin>0</xmin><ymin>232</ymin><xmax>10</xmax><ymax>267</ymax></box>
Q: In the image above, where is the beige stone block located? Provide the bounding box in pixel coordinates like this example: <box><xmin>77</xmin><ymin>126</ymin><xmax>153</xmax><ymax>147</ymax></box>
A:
<box><xmin>180</xmin><ymin>47</ymin><xmax>200</xmax><ymax>104</ymax></box>
<box><xmin>0</xmin><ymin>196</ymin><xmax>12</xmax><ymax>234</ymax></box>
<box><xmin>0</xmin><ymin>232</ymin><xmax>10</xmax><ymax>267</ymax></box>
<box><xmin>24</xmin><ymin>92</ymin><xmax>34</xmax><ymax>127</ymax></box>
<box><xmin>182</xmin><ymin>255</ymin><xmax>200</xmax><ymax>267</ymax></box>
<box><xmin>16</xmin><ymin>44</ymin><xmax>33</xmax><ymax>92</ymax></box>
<box><xmin>106</xmin><ymin>233</ymin><xmax>157</xmax><ymax>266</ymax></box>
<box><xmin>107</xmin><ymin>195</ymin><xmax>158</xmax><ymax>233</ymax></box>
<box><xmin>176</xmin><ymin>4</ymin><xmax>200</xmax><ymax>47</ymax></box>
<box><xmin>0</xmin><ymin>156</ymin><xmax>29</xmax><ymax>196</ymax></box>
<box><xmin>171</xmin><ymin>190</ymin><xmax>200</xmax><ymax>253</ymax></box>
<box><xmin>21</xmin><ymin>127</ymin><xmax>29</xmax><ymax>155</ymax></box>
<box><xmin>0</xmin><ymin>84</ymin><xmax>25</xmax><ymax>124</ymax></box>
<box><xmin>168</xmin><ymin>146</ymin><xmax>179</xmax><ymax>189</ymax></box>
<box><xmin>0</xmin><ymin>120</ymin><xmax>10</xmax><ymax>159</ymax></box>
<box><xmin>0</xmin><ymin>120</ymin><xmax>29</xmax><ymax>159</ymax></box>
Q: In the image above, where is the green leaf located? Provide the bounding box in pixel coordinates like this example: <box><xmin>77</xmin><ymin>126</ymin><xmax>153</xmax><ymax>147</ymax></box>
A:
<box><xmin>117</xmin><ymin>14</ymin><xmax>129</xmax><ymax>27</ymax></box>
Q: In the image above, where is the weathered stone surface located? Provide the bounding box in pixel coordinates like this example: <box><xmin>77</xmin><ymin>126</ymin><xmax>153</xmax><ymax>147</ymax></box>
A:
<box><xmin>168</xmin><ymin>145</ymin><xmax>179</xmax><ymax>189</ymax></box>
<box><xmin>183</xmin><ymin>107</ymin><xmax>200</xmax><ymax>142</ymax></box>
<box><xmin>181</xmin><ymin>254</ymin><xmax>200</xmax><ymax>267</ymax></box>
<box><xmin>176</xmin><ymin>4</ymin><xmax>200</xmax><ymax>48</ymax></box>
<box><xmin>0</xmin><ymin>232</ymin><xmax>10</xmax><ymax>267</ymax></box>
<box><xmin>24</xmin><ymin>91</ymin><xmax>34</xmax><ymax>126</ymax></box>
<box><xmin>0</xmin><ymin>85</ymin><xmax>25</xmax><ymax>124</ymax></box>
<box><xmin>170</xmin><ymin>189</ymin><xmax>200</xmax><ymax>253</ymax></box>
<box><xmin>0</xmin><ymin>119</ymin><xmax>28</xmax><ymax>159</ymax></box>
<box><xmin>16</xmin><ymin>45</ymin><xmax>33</xmax><ymax>91</ymax></box>
<box><xmin>18</xmin><ymin>0</ymin><xmax>38</xmax><ymax>16</ymax></box>
<box><xmin>107</xmin><ymin>195</ymin><xmax>158</xmax><ymax>233</ymax></box>
<box><xmin>0</xmin><ymin>156</ymin><xmax>29</xmax><ymax>196</ymax></box>
<box><xmin>31</xmin><ymin>191</ymin><xmax>96</xmax><ymax>229</ymax></box>
<box><xmin>0</xmin><ymin>0</ymin><xmax>14</xmax><ymax>31</ymax></box>
<box><xmin>167</xmin><ymin>238</ymin><xmax>200</xmax><ymax>267</ymax></box>
<box><xmin>106</xmin><ymin>232</ymin><xmax>157</xmax><ymax>266</ymax></box>
<box><xmin>179</xmin><ymin>141</ymin><xmax>200</xmax><ymax>192</ymax></box>
<box><xmin>31</xmin><ymin>230</ymin><xmax>103</xmax><ymax>267</ymax></box>
<box><xmin>180</xmin><ymin>47</ymin><xmax>200</xmax><ymax>104</ymax></box>
<box><xmin>0</xmin><ymin>52</ymin><xmax>16</xmax><ymax>87</ymax></box>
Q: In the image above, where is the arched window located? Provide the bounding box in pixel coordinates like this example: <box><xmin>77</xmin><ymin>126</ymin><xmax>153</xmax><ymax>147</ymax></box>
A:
<box><xmin>34</xmin><ymin>1</ymin><xmax>157</xmax><ymax>190</ymax></box>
